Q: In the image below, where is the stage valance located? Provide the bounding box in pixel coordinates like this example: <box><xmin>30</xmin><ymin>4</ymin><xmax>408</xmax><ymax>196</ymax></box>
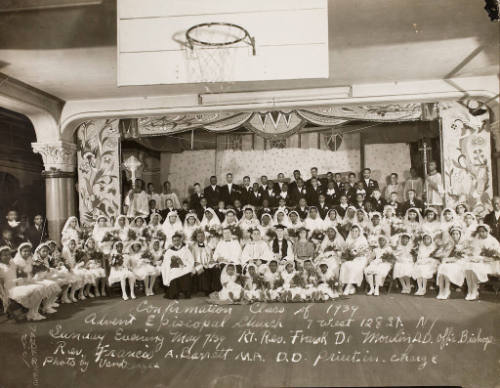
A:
<box><xmin>122</xmin><ymin>103</ymin><xmax>435</xmax><ymax>140</ymax></box>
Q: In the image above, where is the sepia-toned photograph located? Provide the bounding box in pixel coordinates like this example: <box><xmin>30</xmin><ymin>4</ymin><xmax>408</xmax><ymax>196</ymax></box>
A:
<box><xmin>0</xmin><ymin>1</ymin><xmax>499</xmax><ymax>387</ymax></box>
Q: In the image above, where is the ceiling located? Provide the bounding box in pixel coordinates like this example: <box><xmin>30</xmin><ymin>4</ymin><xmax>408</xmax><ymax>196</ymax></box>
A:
<box><xmin>0</xmin><ymin>0</ymin><xmax>498</xmax><ymax>101</ymax></box>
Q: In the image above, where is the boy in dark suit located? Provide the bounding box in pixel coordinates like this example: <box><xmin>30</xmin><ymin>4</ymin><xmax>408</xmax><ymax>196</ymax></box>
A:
<box><xmin>221</xmin><ymin>173</ymin><xmax>241</xmax><ymax>206</ymax></box>
<box><xmin>361</xmin><ymin>168</ymin><xmax>379</xmax><ymax>198</ymax></box>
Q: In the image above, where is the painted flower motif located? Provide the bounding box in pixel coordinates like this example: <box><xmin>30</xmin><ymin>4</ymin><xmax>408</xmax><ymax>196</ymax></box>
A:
<box><xmin>471</xmin><ymin>136</ymin><xmax>485</xmax><ymax>146</ymax></box>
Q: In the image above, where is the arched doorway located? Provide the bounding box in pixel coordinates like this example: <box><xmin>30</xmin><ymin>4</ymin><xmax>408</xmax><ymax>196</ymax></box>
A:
<box><xmin>0</xmin><ymin>107</ymin><xmax>45</xmax><ymax>222</ymax></box>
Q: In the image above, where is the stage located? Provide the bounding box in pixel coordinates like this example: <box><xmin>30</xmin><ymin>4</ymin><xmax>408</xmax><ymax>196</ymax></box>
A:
<box><xmin>1</xmin><ymin>291</ymin><xmax>498</xmax><ymax>388</ymax></box>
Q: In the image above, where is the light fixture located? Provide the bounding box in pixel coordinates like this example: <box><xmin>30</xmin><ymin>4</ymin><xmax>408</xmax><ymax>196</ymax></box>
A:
<box><xmin>199</xmin><ymin>86</ymin><xmax>352</xmax><ymax>106</ymax></box>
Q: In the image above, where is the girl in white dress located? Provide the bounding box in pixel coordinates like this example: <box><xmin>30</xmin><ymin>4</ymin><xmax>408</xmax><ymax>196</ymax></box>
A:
<box><xmin>273</xmin><ymin>210</ymin><xmax>290</xmax><ymax>229</ymax></box>
<box><xmin>114</xmin><ymin>215</ymin><xmax>130</xmax><ymax>242</ymax></box>
<box><xmin>461</xmin><ymin>212</ymin><xmax>477</xmax><ymax>239</ymax></box>
<box><xmin>340</xmin><ymin>206</ymin><xmax>357</xmax><ymax>237</ymax></box>
<box><xmin>150</xmin><ymin>239</ymin><xmax>165</xmax><ymax>276</ymax></box>
<box><xmin>31</xmin><ymin>243</ymin><xmax>62</xmax><ymax>314</ymax></box>
<box><xmin>242</xmin><ymin>262</ymin><xmax>263</xmax><ymax>302</ymax></box>
<box><xmin>436</xmin><ymin>225</ymin><xmax>469</xmax><ymax>300</ymax></box>
<box><xmin>162</xmin><ymin>211</ymin><xmax>184</xmax><ymax>246</ymax></box>
<box><xmin>262</xmin><ymin>259</ymin><xmax>283</xmax><ymax>301</ymax></box>
<box><xmin>259</xmin><ymin>213</ymin><xmax>274</xmax><ymax>241</ymax></box>
<box><xmin>108</xmin><ymin>240</ymin><xmax>135</xmax><ymax>300</ymax></box>
<box><xmin>1</xmin><ymin>244</ymin><xmax>46</xmax><ymax>321</ymax></box>
<box><xmin>364</xmin><ymin>235</ymin><xmax>393</xmax><ymax>296</ymax></box>
<box><xmin>440</xmin><ymin>208</ymin><xmax>458</xmax><ymax>243</ymax></box>
<box><xmin>403</xmin><ymin>208</ymin><xmax>422</xmax><ymax>237</ymax></box>
<box><xmin>318</xmin><ymin>226</ymin><xmax>344</xmax><ymax>277</ymax></box>
<box><xmin>455</xmin><ymin>203</ymin><xmax>468</xmax><ymax>220</ymax></box>
<box><xmin>61</xmin><ymin>239</ymin><xmax>85</xmax><ymax>302</ymax></box>
<box><xmin>148</xmin><ymin>212</ymin><xmax>163</xmax><ymax>237</ymax></box>
<box><xmin>323</xmin><ymin>209</ymin><xmax>340</xmax><ymax>231</ymax></box>
<box><xmin>222</xmin><ymin>209</ymin><xmax>239</xmax><ymax>228</ymax></box>
<box><xmin>393</xmin><ymin>233</ymin><xmax>415</xmax><ymax>294</ymax></box>
<box><xmin>200</xmin><ymin>208</ymin><xmax>221</xmax><ymax>231</ymax></box>
<box><xmin>304</xmin><ymin>207</ymin><xmax>325</xmax><ymax>232</ymax></box>
<box><xmin>127</xmin><ymin>240</ymin><xmax>158</xmax><ymax>296</ymax></box>
<box><xmin>316</xmin><ymin>261</ymin><xmax>338</xmax><ymax>300</ymax></box>
<box><xmin>381</xmin><ymin>205</ymin><xmax>397</xmax><ymax>237</ymax></box>
<box><xmin>465</xmin><ymin>224</ymin><xmax>498</xmax><ymax>300</ymax></box>
<box><xmin>92</xmin><ymin>215</ymin><xmax>112</xmax><ymax>254</ymax></box>
<box><xmin>130</xmin><ymin>216</ymin><xmax>147</xmax><ymax>241</ymax></box>
<box><xmin>413</xmin><ymin>233</ymin><xmax>439</xmax><ymax>295</ymax></box>
<box><xmin>183</xmin><ymin>212</ymin><xmax>200</xmax><ymax>243</ymax></box>
<box><xmin>339</xmin><ymin>224</ymin><xmax>371</xmax><ymax>295</ymax></box>
<box><xmin>355</xmin><ymin>209</ymin><xmax>371</xmax><ymax>235</ymax></box>
<box><xmin>83</xmin><ymin>237</ymin><xmax>107</xmax><ymax>297</ymax></box>
<box><xmin>367</xmin><ymin>212</ymin><xmax>384</xmax><ymax>247</ymax></box>
<box><xmin>239</xmin><ymin>206</ymin><xmax>260</xmax><ymax>242</ymax></box>
<box><xmin>421</xmin><ymin>207</ymin><xmax>442</xmax><ymax>240</ymax></box>
<box><xmin>61</xmin><ymin>216</ymin><xmax>81</xmax><ymax>248</ymax></box>
<box><xmin>216</xmin><ymin>263</ymin><xmax>243</xmax><ymax>302</ymax></box>
<box><xmin>49</xmin><ymin>248</ymin><xmax>78</xmax><ymax>304</ymax></box>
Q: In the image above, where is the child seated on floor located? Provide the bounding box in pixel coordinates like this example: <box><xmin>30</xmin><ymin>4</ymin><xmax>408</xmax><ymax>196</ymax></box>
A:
<box><xmin>302</xmin><ymin>259</ymin><xmax>321</xmax><ymax>301</ymax></box>
<box><xmin>243</xmin><ymin>263</ymin><xmax>264</xmax><ymax>302</ymax></box>
<box><xmin>216</xmin><ymin>263</ymin><xmax>243</xmax><ymax>302</ymax></box>
<box><xmin>262</xmin><ymin>260</ymin><xmax>283</xmax><ymax>301</ymax></box>
<box><xmin>316</xmin><ymin>262</ymin><xmax>339</xmax><ymax>300</ymax></box>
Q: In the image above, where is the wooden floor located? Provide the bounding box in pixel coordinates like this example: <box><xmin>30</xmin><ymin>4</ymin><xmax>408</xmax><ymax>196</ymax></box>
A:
<box><xmin>0</xmin><ymin>289</ymin><xmax>498</xmax><ymax>388</ymax></box>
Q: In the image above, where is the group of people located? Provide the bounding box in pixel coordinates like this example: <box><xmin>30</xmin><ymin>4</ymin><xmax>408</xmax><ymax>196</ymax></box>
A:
<box><xmin>1</xmin><ymin>165</ymin><xmax>499</xmax><ymax>322</ymax></box>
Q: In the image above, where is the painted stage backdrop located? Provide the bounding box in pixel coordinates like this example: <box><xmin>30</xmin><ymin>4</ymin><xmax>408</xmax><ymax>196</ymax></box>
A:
<box><xmin>440</xmin><ymin>101</ymin><xmax>493</xmax><ymax>216</ymax></box>
<box><xmin>77</xmin><ymin>119</ymin><xmax>121</xmax><ymax>225</ymax></box>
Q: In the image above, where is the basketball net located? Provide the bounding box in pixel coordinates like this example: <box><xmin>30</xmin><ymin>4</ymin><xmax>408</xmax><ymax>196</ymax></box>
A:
<box><xmin>184</xmin><ymin>23</ymin><xmax>253</xmax><ymax>83</ymax></box>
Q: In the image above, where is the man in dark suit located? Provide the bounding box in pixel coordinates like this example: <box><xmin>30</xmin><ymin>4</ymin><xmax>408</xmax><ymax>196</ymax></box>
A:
<box><xmin>220</xmin><ymin>173</ymin><xmax>241</xmax><ymax>206</ymax></box>
<box><xmin>262</xmin><ymin>179</ymin><xmax>277</xmax><ymax>207</ymax></box>
<box><xmin>273</xmin><ymin>172</ymin><xmax>287</xmax><ymax>195</ymax></box>
<box><xmin>275</xmin><ymin>182</ymin><xmax>293</xmax><ymax>207</ymax></box>
<box><xmin>288</xmin><ymin>170</ymin><xmax>301</xmax><ymax>196</ymax></box>
<box><xmin>189</xmin><ymin>183</ymin><xmax>205</xmax><ymax>210</ymax></box>
<box><xmin>295</xmin><ymin>197</ymin><xmax>309</xmax><ymax>220</ymax></box>
<box><xmin>248</xmin><ymin>183</ymin><xmax>262</xmax><ymax>207</ymax></box>
<box><xmin>361</xmin><ymin>168</ymin><xmax>379</xmax><ymax>198</ymax></box>
<box><xmin>306</xmin><ymin>177</ymin><xmax>322</xmax><ymax>207</ymax></box>
<box><xmin>333</xmin><ymin>173</ymin><xmax>345</xmax><ymax>195</ymax></box>
<box><xmin>401</xmin><ymin>189</ymin><xmax>425</xmax><ymax>216</ymax></box>
<box><xmin>483</xmin><ymin>196</ymin><xmax>500</xmax><ymax>241</ymax></box>
<box><xmin>344</xmin><ymin>173</ymin><xmax>358</xmax><ymax>203</ymax></box>
<box><xmin>203</xmin><ymin>176</ymin><xmax>221</xmax><ymax>208</ymax></box>
<box><xmin>196</xmin><ymin>197</ymin><xmax>209</xmax><ymax>221</ymax></box>
<box><xmin>26</xmin><ymin>214</ymin><xmax>48</xmax><ymax>247</ymax></box>
<box><xmin>290</xmin><ymin>178</ymin><xmax>307</xmax><ymax>206</ymax></box>
<box><xmin>306</xmin><ymin>167</ymin><xmax>327</xmax><ymax>189</ymax></box>
<box><xmin>239</xmin><ymin>176</ymin><xmax>253</xmax><ymax>206</ymax></box>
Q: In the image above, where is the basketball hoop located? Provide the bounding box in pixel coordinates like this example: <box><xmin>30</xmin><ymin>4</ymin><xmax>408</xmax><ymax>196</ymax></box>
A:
<box><xmin>184</xmin><ymin>22</ymin><xmax>256</xmax><ymax>83</ymax></box>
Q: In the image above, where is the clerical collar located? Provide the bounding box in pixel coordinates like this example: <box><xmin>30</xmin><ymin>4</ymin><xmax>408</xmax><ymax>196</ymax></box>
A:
<box><xmin>171</xmin><ymin>244</ymin><xmax>183</xmax><ymax>251</ymax></box>
<box><xmin>197</xmin><ymin>243</ymin><xmax>205</xmax><ymax>247</ymax></box>
<box><xmin>340</xmin><ymin>203</ymin><xmax>348</xmax><ymax>208</ymax></box>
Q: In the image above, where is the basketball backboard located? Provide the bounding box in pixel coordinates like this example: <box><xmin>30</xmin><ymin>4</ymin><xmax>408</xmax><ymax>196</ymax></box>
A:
<box><xmin>117</xmin><ymin>0</ymin><xmax>329</xmax><ymax>85</ymax></box>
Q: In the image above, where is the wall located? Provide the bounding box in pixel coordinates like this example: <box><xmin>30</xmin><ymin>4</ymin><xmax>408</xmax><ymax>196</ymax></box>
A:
<box><xmin>364</xmin><ymin>143</ymin><xmax>412</xmax><ymax>197</ymax></box>
<box><xmin>161</xmin><ymin>133</ymin><xmax>361</xmax><ymax>201</ymax></box>
<box><xmin>161</xmin><ymin>150</ymin><xmax>216</xmax><ymax>199</ymax></box>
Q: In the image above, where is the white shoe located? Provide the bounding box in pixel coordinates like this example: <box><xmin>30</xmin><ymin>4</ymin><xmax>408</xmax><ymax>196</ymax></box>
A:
<box><xmin>95</xmin><ymin>290</ymin><xmax>101</xmax><ymax>297</ymax></box>
<box><xmin>367</xmin><ymin>289</ymin><xmax>374</xmax><ymax>296</ymax></box>
<box><xmin>465</xmin><ymin>293</ymin><xmax>474</xmax><ymax>301</ymax></box>
<box><xmin>44</xmin><ymin>307</ymin><xmax>57</xmax><ymax>314</ymax></box>
<box><xmin>71</xmin><ymin>295</ymin><xmax>78</xmax><ymax>303</ymax></box>
<box><xmin>52</xmin><ymin>302</ymin><xmax>60</xmax><ymax>307</ymax></box>
<box><xmin>79</xmin><ymin>294</ymin><xmax>86</xmax><ymax>300</ymax></box>
<box><xmin>122</xmin><ymin>294</ymin><xmax>129</xmax><ymax>301</ymax></box>
<box><xmin>101</xmin><ymin>290</ymin><xmax>107</xmax><ymax>297</ymax></box>
<box><xmin>350</xmin><ymin>285</ymin><xmax>356</xmax><ymax>295</ymax></box>
<box><xmin>88</xmin><ymin>292</ymin><xmax>95</xmax><ymax>298</ymax></box>
<box><xmin>29</xmin><ymin>312</ymin><xmax>46</xmax><ymax>321</ymax></box>
<box><xmin>131</xmin><ymin>294</ymin><xmax>136</xmax><ymax>300</ymax></box>
<box><xmin>374</xmin><ymin>288</ymin><xmax>379</xmax><ymax>296</ymax></box>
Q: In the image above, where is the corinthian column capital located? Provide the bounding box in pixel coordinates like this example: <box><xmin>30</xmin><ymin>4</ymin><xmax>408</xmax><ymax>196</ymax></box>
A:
<box><xmin>32</xmin><ymin>141</ymin><xmax>77</xmax><ymax>173</ymax></box>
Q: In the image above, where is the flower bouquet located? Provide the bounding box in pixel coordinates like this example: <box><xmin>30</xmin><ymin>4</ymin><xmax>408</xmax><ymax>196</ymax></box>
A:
<box><xmin>381</xmin><ymin>252</ymin><xmax>397</xmax><ymax>264</ymax></box>
<box><xmin>341</xmin><ymin>248</ymin><xmax>357</xmax><ymax>262</ymax></box>
<box><xmin>479</xmin><ymin>248</ymin><xmax>500</xmax><ymax>262</ymax></box>
<box><xmin>391</xmin><ymin>219</ymin><xmax>406</xmax><ymax>235</ymax></box>
<box><xmin>155</xmin><ymin>230</ymin><xmax>166</xmax><ymax>241</ymax></box>
<box><xmin>142</xmin><ymin>228</ymin><xmax>152</xmax><ymax>242</ymax></box>
<box><xmin>110</xmin><ymin>253</ymin><xmax>124</xmax><ymax>267</ymax></box>
<box><xmin>141</xmin><ymin>251</ymin><xmax>154</xmax><ymax>265</ymax></box>
<box><xmin>102</xmin><ymin>230</ymin><xmax>119</xmax><ymax>243</ymax></box>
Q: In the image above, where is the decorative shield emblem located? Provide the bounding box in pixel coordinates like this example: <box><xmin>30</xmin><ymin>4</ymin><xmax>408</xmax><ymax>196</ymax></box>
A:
<box><xmin>324</xmin><ymin>130</ymin><xmax>344</xmax><ymax>151</ymax></box>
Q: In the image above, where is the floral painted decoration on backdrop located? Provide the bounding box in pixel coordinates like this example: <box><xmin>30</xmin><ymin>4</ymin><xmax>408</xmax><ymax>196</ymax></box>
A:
<box><xmin>77</xmin><ymin>119</ymin><xmax>121</xmax><ymax>224</ymax></box>
<box><xmin>440</xmin><ymin>101</ymin><xmax>493</xmax><ymax>217</ymax></box>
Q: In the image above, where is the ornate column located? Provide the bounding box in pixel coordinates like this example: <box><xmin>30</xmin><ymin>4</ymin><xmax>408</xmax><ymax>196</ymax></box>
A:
<box><xmin>491</xmin><ymin>119</ymin><xmax>500</xmax><ymax>195</ymax></box>
<box><xmin>32</xmin><ymin>141</ymin><xmax>77</xmax><ymax>243</ymax></box>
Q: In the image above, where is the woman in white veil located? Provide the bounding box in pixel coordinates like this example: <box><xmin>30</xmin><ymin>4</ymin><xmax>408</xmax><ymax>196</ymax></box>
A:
<box><xmin>440</xmin><ymin>207</ymin><xmax>458</xmax><ymax>243</ymax></box>
<box><xmin>303</xmin><ymin>206</ymin><xmax>325</xmax><ymax>232</ymax></box>
<box><xmin>148</xmin><ymin>212</ymin><xmax>163</xmax><ymax>236</ymax></box>
<box><xmin>200</xmin><ymin>208</ymin><xmax>221</xmax><ymax>230</ymax></box>
<box><xmin>461</xmin><ymin>211</ymin><xmax>477</xmax><ymax>239</ymax></box>
<box><xmin>114</xmin><ymin>215</ymin><xmax>130</xmax><ymax>242</ymax></box>
<box><xmin>162</xmin><ymin>211</ymin><xmax>184</xmax><ymax>247</ymax></box>
<box><xmin>323</xmin><ymin>209</ymin><xmax>340</xmax><ymax>230</ymax></box>
<box><xmin>273</xmin><ymin>209</ymin><xmax>290</xmax><ymax>228</ymax></box>
<box><xmin>92</xmin><ymin>215</ymin><xmax>110</xmax><ymax>251</ymax></box>
<box><xmin>403</xmin><ymin>207</ymin><xmax>423</xmax><ymax>237</ymax></box>
<box><xmin>183</xmin><ymin>212</ymin><xmax>200</xmax><ymax>243</ymax></box>
<box><xmin>339</xmin><ymin>224</ymin><xmax>370</xmax><ymax>295</ymax></box>
<box><xmin>239</xmin><ymin>206</ymin><xmax>260</xmax><ymax>231</ymax></box>
<box><xmin>61</xmin><ymin>216</ymin><xmax>81</xmax><ymax>247</ymax></box>
<box><xmin>421</xmin><ymin>207</ymin><xmax>442</xmax><ymax>239</ymax></box>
